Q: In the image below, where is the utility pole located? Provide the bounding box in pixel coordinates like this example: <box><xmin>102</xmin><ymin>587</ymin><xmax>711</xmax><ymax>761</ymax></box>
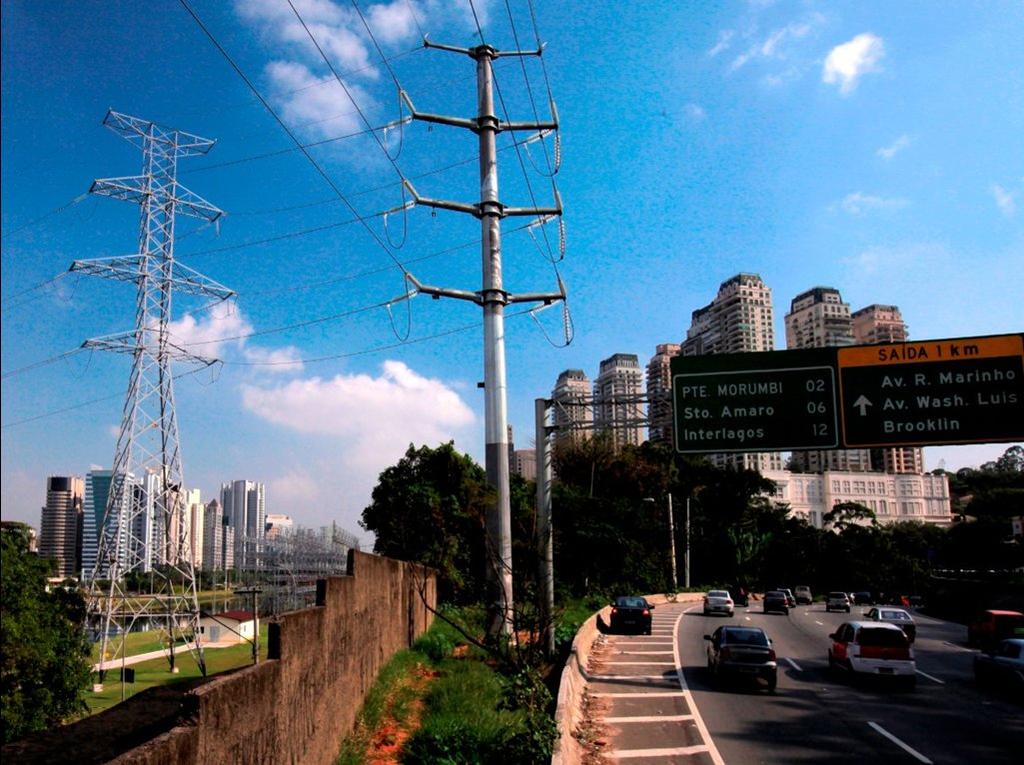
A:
<box><xmin>667</xmin><ymin>493</ymin><xmax>677</xmax><ymax>590</ymax></box>
<box><xmin>402</xmin><ymin>42</ymin><xmax>564</xmax><ymax>637</ymax></box>
<box><xmin>76</xmin><ymin>111</ymin><xmax>232</xmax><ymax>683</ymax></box>
<box><xmin>535</xmin><ymin>398</ymin><xmax>554</xmax><ymax>655</ymax></box>
<box><xmin>685</xmin><ymin>497</ymin><xmax>691</xmax><ymax>589</ymax></box>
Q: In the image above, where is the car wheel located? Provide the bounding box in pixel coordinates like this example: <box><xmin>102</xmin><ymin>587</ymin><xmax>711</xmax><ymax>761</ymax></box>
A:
<box><xmin>767</xmin><ymin>675</ymin><xmax>777</xmax><ymax>693</ymax></box>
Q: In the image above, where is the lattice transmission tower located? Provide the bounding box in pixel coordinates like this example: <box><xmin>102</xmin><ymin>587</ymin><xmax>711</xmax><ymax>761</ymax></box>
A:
<box><xmin>74</xmin><ymin>111</ymin><xmax>233</xmax><ymax>680</ymax></box>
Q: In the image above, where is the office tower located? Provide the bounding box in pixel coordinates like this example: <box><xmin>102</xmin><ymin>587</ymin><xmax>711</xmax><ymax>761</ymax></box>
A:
<box><xmin>786</xmin><ymin>286</ymin><xmax>871</xmax><ymax>472</ymax></box>
<box><xmin>646</xmin><ymin>343</ymin><xmax>681</xmax><ymax>447</ymax></box>
<box><xmin>38</xmin><ymin>476</ymin><xmax>84</xmax><ymax>578</ymax></box>
<box><xmin>681</xmin><ymin>274</ymin><xmax>782</xmax><ymax>472</ymax></box>
<box><xmin>81</xmin><ymin>469</ymin><xmax>132</xmax><ymax>580</ymax></box>
<box><xmin>128</xmin><ymin>470</ymin><xmax>161</xmax><ymax>572</ymax></box>
<box><xmin>552</xmin><ymin>369</ymin><xmax>593</xmax><ymax>444</ymax></box>
<box><xmin>220</xmin><ymin>480</ymin><xmax>266</xmax><ymax>571</ymax></box>
<box><xmin>594</xmin><ymin>353</ymin><xmax>645</xmax><ymax>449</ymax></box>
<box><xmin>682</xmin><ymin>273</ymin><xmax>775</xmax><ymax>357</ymax></box>
<box><xmin>511</xmin><ymin>449</ymin><xmax>537</xmax><ymax>481</ymax></box>
<box><xmin>852</xmin><ymin>304</ymin><xmax>923</xmax><ymax>473</ymax></box>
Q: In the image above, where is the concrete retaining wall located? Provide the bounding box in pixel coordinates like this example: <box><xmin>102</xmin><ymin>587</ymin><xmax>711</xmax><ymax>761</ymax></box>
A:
<box><xmin>4</xmin><ymin>551</ymin><xmax>436</xmax><ymax>765</ymax></box>
<box><xmin>551</xmin><ymin>593</ymin><xmax>705</xmax><ymax>765</ymax></box>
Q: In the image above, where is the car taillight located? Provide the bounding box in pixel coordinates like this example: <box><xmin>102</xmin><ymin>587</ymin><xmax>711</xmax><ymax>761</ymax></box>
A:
<box><xmin>642</xmin><ymin>609</ymin><xmax>650</xmax><ymax>617</ymax></box>
<box><xmin>611</xmin><ymin>607</ymin><xmax>618</xmax><ymax>615</ymax></box>
<box><xmin>768</xmin><ymin>648</ymin><xmax>776</xmax><ymax>661</ymax></box>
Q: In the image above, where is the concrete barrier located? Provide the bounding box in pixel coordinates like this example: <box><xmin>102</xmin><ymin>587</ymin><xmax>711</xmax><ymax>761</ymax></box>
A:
<box><xmin>551</xmin><ymin>592</ymin><xmax>705</xmax><ymax>765</ymax></box>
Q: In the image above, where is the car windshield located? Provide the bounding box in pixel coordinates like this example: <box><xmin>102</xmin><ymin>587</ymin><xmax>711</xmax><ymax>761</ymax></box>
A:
<box><xmin>615</xmin><ymin>597</ymin><xmax>647</xmax><ymax>608</ymax></box>
<box><xmin>766</xmin><ymin>591</ymin><xmax>785</xmax><ymax>598</ymax></box>
<box><xmin>829</xmin><ymin>592</ymin><xmax>847</xmax><ymax>599</ymax></box>
<box><xmin>882</xmin><ymin>610</ymin><xmax>910</xmax><ymax>620</ymax></box>
<box><xmin>857</xmin><ymin>627</ymin><xmax>907</xmax><ymax>646</ymax></box>
<box><xmin>707</xmin><ymin>590</ymin><xmax>730</xmax><ymax>598</ymax></box>
<box><xmin>723</xmin><ymin>628</ymin><xmax>769</xmax><ymax>646</ymax></box>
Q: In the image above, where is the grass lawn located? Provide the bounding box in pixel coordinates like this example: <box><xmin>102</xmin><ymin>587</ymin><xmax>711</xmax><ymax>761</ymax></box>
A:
<box><xmin>85</xmin><ymin>625</ymin><xmax>268</xmax><ymax>716</ymax></box>
<box><xmin>90</xmin><ymin>630</ymin><xmax>186</xmax><ymax>662</ymax></box>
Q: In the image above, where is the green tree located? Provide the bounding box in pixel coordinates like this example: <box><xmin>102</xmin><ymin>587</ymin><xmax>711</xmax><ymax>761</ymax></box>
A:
<box><xmin>823</xmin><ymin>501</ymin><xmax>877</xmax><ymax>531</ymax></box>
<box><xmin>1</xmin><ymin>523</ymin><xmax>92</xmax><ymax>743</ymax></box>
<box><xmin>361</xmin><ymin>442</ymin><xmax>494</xmax><ymax>603</ymax></box>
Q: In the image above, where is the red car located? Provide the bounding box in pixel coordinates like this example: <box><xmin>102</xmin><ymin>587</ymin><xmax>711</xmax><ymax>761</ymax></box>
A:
<box><xmin>968</xmin><ymin>610</ymin><xmax>1024</xmax><ymax>650</ymax></box>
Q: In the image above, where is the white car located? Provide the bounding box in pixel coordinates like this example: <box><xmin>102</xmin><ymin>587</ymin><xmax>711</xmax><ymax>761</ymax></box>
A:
<box><xmin>828</xmin><ymin>621</ymin><xmax>916</xmax><ymax>687</ymax></box>
<box><xmin>704</xmin><ymin>589</ymin><xmax>735</xmax><ymax>616</ymax></box>
<box><xmin>826</xmin><ymin>591</ymin><xmax>851</xmax><ymax>613</ymax></box>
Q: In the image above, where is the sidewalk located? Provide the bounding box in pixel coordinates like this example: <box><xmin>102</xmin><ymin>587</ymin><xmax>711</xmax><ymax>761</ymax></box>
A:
<box><xmin>93</xmin><ymin>641</ymin><xmax>233</xmax><ymax>671</ymax></box>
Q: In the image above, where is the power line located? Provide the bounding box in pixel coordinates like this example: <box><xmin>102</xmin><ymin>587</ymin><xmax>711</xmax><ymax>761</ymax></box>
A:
<box><xmin>0</xmin><ymin>347</ymin><xmax>85</xmax><ymax>380</ymax></box>
<box><xmin>1</xmin><ymin>192</ymin><xmax>89</xmax><ymax>241</ymax></box>
<box><xmin>178</xmin><ymin>0</ymin><xmax>407</xmax><ymax>276</ymax></box>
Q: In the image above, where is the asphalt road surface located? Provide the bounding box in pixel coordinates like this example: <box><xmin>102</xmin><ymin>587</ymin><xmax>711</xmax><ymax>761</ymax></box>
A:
<box><xmin>676</xmin><ymin>602</ymin><xmax>1023</xmax><ymax>764</ymax></box>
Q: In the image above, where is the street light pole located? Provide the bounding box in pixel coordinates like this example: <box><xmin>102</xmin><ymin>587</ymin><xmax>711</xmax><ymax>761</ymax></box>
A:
<box><xmin>685</xmin><ymin>497</ymin><xmax>691</xmax><ymax>590</ymax></box>
<box><xmin>667</xmin><ymin>493</ymin><xmax>677</xmax><ymax>590</ymax></box>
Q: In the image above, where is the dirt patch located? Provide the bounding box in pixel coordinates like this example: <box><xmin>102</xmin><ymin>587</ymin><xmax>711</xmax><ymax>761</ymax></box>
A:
<box><xmin>575</xmin><ymin>689</ymin><xmax>611</xmax><ymax>765</ymax></box>
<box><xmin>363</xmin><ymin>663</ymin><xmax>439</xmax><ymax>764</ymax></box>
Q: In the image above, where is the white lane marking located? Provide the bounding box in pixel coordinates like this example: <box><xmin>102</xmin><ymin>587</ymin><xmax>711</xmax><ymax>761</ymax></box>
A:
<box><xmin>609</xmin><ymin>745</ymin><xmax>710</xmax><ymax>759</ymax></box>
<box><xmin>815</xmin><ymin>620</ymin><xmax>824</xmax><ymax>626</ymax></box>
<box><xmin>615</xmin><ymin>650</ymin><xmax>675</xmax><ymax>655</ymax></box>
<box><xmin>592</xmin><ymin>673</ymin><xmax>678</xmax><ymax>681</ymax></box>
<box><xmin>672</xmin><ymin>611</ymin><xmax>726</xmax><ymax>765</ymax></box>
<box><xmin>612</xmin><ymin>642</ymin><xmax>674</xmax><ymax>647</ymax></box>
<box><xmin>784</xmin><ymin>657</ymin><xmax>803</xmax><ymax>671</ymax></box>
<box><xmin>867</xmin><ymin>721</ymin><xmax>933</xmax><ymax>764</ymax></box>
<box><xmin>916</xmin><ymin>669</ymin><xmax>946</xmax><ymax>685</ymax></box>
<box><xmin>942</xmin><ymin>641</ymin><xmax>976</xmax><ymax>653</ymax></box>
<box><xmin>604</xmin><ymin>714</ymin><xmax>695</xmax><ymax>723</ymax></box>
<box><xmin>605</xmin><ymin>661</ymin><xmax>677</xmax><ymax>666</ymax></box>
<box><xmin>589</xmin><ymin>691</ymin><xmax>685</xmax><ymax>698</ymax></box>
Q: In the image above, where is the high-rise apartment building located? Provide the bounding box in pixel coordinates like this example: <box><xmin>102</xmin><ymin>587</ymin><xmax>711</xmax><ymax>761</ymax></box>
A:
<box><xmin>594</xmin><ymin>353</ymin><xmax>645</xmax><ymax>449</ymax></box>
<box><xmin>646</xmin><ymin>343</ymin><xmax>681</xmax><ymax>447</ymax></box>
<box><xmin>552</xmin><ymin>369</ymin><xmax>593</xmax><ymax>444</ymax></box>
<box><xmin>201</xmin><ymin>499</ymin><xmax>235</xmax><ymax>571</ymax></box>
<box><xmin>784</xmin><ymin>286</ymin><xmax>855</xmax><ymax>349</ymax></box>
<box><xmin>682</xmin><ymin>273</ymin><xmax>775</xmax><ymax>357</ymax></box>
<box><xmin>786</xmin><ymin>286</ymin><xmax>872</xmax><ymax>473</ymax></box>
<box><xmin>221</xmin><ymin>480</ymin><xmax>266</xmax><ymax>571</ymax></box>
<box><xmin>38</xmin><ymin>476</ymin><xmax>84</xmax><ymax>578</ymax></box>
<box><xmin>681</xmin><ymin>274</ymin><xmax>782</xmax><ymax>472</ymax></box>
<box><xmin>511</xmin><ymin>449</ymin><xmax>537</xmax><ymax>481</ymax></box>
<box><xmin>182</xmin><ymin>488</ymin><xmax>204</xmax><ymax>569</ymax></box>
<box><xmin>852</xmin><ymin>304</ymin><xmax>924</xmax><ymax>473</ymax></box>
<box><xmin>852</xmin><ymin>304</ymin><xmax>909</xmax><ymax>345</ymax></box>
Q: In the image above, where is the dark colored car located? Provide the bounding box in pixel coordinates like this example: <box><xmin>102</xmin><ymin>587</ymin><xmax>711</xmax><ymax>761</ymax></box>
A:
<box><xmin>777</xmin><ymin>588</ymin><xmax>796</xmax><ymax>608</ymax></box>
<box><xmin>968</xmin><ymin>610</ymin><xmax>1024</xmax><ymax>650</ymax></box>
<box><xmin>974</xmin><ymin>639</ymin><xmax>1024</xmax><ymax>695</ymax></box>
<box><xmin>728</xmin><ymin>586</ymin><xmax>750</xmax><ymax>607</ymax></box>
<box><xmin>704</xmin><ymin>625</ymin><xmax>777</xmax><ymax>691</ymax></box>
<box><xmin>763</xmin><ymin>591</ymin><xmax>790</xmax><ymax>614</ymax></box>
<box><xmin>609</xmin><ymin>596</ymin><xmax>654</xmax><ymax>635</ymax></box>
<box><xmin>853</xmin><ymin>591</ymin><xmax>873</xmax><ymax>606</ymax></box>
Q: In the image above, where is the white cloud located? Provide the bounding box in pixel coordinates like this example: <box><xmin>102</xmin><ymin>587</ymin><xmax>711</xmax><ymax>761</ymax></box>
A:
<box><xmin>877</xmin><ymin>134</ymin><xmax>912</xmax><ymax>160</ymax></box>
<box><xmin>108</xmin><ymin>425</ymin><xmax>120</xmax><ymax>439</ymax></box>
<box><xmin>169</xmin><ymin>308</ymin><xmax>252</xmax><ymax>357</ymax></box>
<box><xmin>823</xmin><ymin>33</ymin><xmax>884</xmax><ymax>95</ymax></box>
<box><xmin>366</xmin><ymin>1</ymin><xmax>419</xmax><ymax>44</ymax></box>
<box><xmin>269</xmin><ymin>469</ymin><xmax>319</xmax><ymax>508</ymax></box>
<box><xmin>708</xmin><ymin>30</ymin><xmax>734</xmax><ymax>57</ymax></box>
<box><xmin>240</xmin><ymin>360</ymin><xmax>475</xmax><ymax>474</ymax></box>
<box><xmin>265</xmin><ymin>60</ymin><xmax>374</xmax><ymax>138</ymax></box>
<box><xmin>991</xmin><ymin>184</ymin><xmax>1017</xmax><ymax>218</ymax></box>
<box><xmin>728</xmin><ymin>16</ymin><xmax>822</xmax><ymax>73</ymax></box>
<box><xmin>834</xmin><ymin>192</ymin><xmax>909</xmax><ymax>215</ymax></box>
<box><xmin>683</xmin><ymin>103</ymin><xmax>707</xmax><ymax>121</ymax></box>
<box><xmin>242</xmin><ymin>344</ymin><xmax>306</xmax><ymax>372</ymax></box>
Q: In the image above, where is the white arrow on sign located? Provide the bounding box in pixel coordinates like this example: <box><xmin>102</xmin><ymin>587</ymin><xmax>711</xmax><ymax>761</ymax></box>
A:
<box><xmin>853</xmin><ymin>395</ymin><xmax>873</xmax><ymax>416</ymax></box>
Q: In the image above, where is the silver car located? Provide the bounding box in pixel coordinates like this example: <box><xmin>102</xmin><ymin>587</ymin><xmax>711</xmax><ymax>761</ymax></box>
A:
<box><xmin>826</xmin><ymin>591</ymin><xmax>851</xmax><ymax>613</ymax></box>
<box><xmin>704</xmin><ymin>589</ymin><xmax>735</xmax><ymax>616</ymax></box>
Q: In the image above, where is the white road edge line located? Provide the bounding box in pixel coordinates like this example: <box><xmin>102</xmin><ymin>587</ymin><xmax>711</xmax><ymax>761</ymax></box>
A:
<box><xmin>674</xmin><ymin>608</ymin><xmax>726</xmax><ymax>765</ymax></box>
<box><xmin>604</xmin><ymin>714</ymin><xmax>695</xmax><ymax>723</ymax></box>
<box><xmin>608</xmin><ymin>745</ymin><xmax>710</xmax><ymax>759</ymax></box>
<box><xmin>744</xmin><ymin>616</ymin><xmax>751</xmax><ymax>621</ymax></box>
<box><xmin>784</xmin><ymin>657</ymin><xmax>802</xmax><ymax>671</ymax></box>
<box><xmin>814</xmin><ymin>620</ymin><xmax>824</xmax><ymax>626</ymax></box>
<box><xmin>589</xmin><ymin>691</ymin><xmax>685</xmax><ymax>698</ymax></box>
<box><xmin>942</xmin><ymin>641</ymin><xmax>975</xmax><ymax>653</ymax></box>
<box><xmin>867</xmin><ymin>721</ymin><xmax>933</xmax><ymax>764</ymax></box>
<box><xmin>915</xmin><ymin>669</ymin><xmax>946</xmax><ymax>685</ymax></box>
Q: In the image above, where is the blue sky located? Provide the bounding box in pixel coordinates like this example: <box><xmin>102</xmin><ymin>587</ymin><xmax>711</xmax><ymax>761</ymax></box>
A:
<box><xmin>2</xmin><ymin>0</ymin><xmax>1022</xmax><ymax>538</ymax></box>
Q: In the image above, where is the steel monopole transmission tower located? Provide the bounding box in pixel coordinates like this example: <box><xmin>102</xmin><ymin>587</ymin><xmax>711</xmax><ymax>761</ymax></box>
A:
<box><xmin>75</xmin><ymin>111</ymin><xmax>233</xmax><ymax>681</ymax></box>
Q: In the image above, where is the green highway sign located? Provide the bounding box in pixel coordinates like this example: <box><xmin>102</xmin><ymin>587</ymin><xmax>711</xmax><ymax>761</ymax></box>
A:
<box><xmin>672</xmin><ymin>349</ymin><xmax>839</xmax><ymax>453</ymax></box>
<box><xmin>671</xmin><ymin>333</ymin><xmax>1024</xmax><ymax>453</ymax></box>
<box><xmin>837</xmin><ymin>335</ymin><xmax>1024</xmax><ymax>447</ymax></box>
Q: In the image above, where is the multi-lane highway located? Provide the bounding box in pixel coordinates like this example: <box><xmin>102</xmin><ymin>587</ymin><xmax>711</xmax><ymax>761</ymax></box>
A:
<box><xmin>676</xmin><ymin>601</ymin><xmax>1023</xmax><ymax>764</ymax></box>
